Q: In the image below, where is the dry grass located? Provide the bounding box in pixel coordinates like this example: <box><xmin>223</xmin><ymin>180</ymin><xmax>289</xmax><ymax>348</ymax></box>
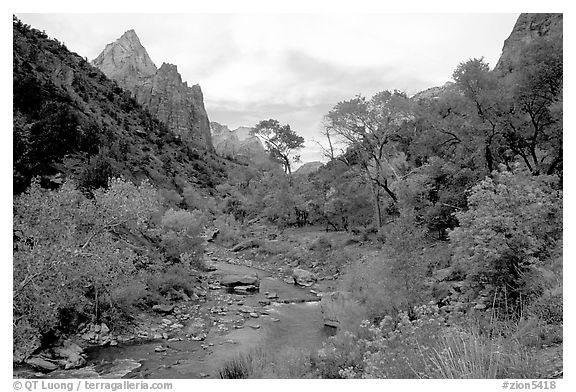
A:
<box><xmin>218</xmin><ymin>346</ymin><xmax>314</xmax><ymax>379</ymax></box>
<box><xmin>425</xmin><ymin>330</ymin><xmax>540</xmax><ymax>379</ymax></box>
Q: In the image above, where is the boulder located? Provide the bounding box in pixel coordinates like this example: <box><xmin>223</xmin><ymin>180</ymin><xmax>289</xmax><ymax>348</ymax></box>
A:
<box><xmin>205</xmin><ymin>228</ymin><xmax>220</xmax><ymax>242</ymax></box>
<box><xmin>320</xmin><ymin>291</ymin><xmax>366</xmax><ymax>329</ymax></box>
<box><xmin>53</xmin><ymin>341</ymin><xmax>86</xmax><ymax>370</ymax></box>
<box><xmin>231</xmin><ymin>239</ymin><xmax>260</xmax><ymax>252</ymax></box>
<box><xmin>233</xmin><ymin>285</ymin><xmax>258</xmax><ymax>294</ymax></box>
<box><xmin>292</xmin><ymin>268</ymin><xmax>317</xmax><ymax>287</ymax></box>
<box><xmin>152</xmin><ymin>304</ymin><xmax>175</xmax><ymax>314</ymax></box>
<box><xmin>266</xmin><ymin>292</ymin><xmax>279</xmax><ymax>299</ymax></box>
<box><xmin>220</xmin><ymin>274</ymin><xmax>260</xmax><ymax>288</ymax></box>
<box><xmin>26</xmin><ymin>357</ymin><xmax>58</xmax><ymax>372</ymax></box>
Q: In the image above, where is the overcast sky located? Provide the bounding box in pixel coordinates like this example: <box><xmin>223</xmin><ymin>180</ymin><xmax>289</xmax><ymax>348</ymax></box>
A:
<box><xmin>16</xmin><ymin>13</ymin><xmax>520</xmax><ymax>164</ymax></box>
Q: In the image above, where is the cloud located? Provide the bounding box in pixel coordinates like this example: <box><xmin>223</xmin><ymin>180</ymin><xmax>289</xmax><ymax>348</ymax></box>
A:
<box><xmin>15</xmin><ymin>13</ymin><xmax>520</xmax><ymax>164</ymax></box>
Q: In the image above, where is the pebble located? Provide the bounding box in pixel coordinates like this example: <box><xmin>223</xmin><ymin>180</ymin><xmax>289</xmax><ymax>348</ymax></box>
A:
<box><xmin>249</xmin><ymin>324</ymin><xmax>261</xmax><ymax>329</ymax></box>
<box><xmin>154</xmin><ymin>346</ymin><xmax>166</xmax><ymax>352</ymax></box>
<box><xmin>249</xmin><ymin>312</ymin><xmax>259</xmax><ymax>318</ymax></box>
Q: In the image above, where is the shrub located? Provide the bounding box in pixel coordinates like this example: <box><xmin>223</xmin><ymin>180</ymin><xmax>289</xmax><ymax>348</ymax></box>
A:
<box><xmin>450</xmin><ymin>171</ymin><xmax>562</xmax><ymax>313</ymax></box>
<box><xmin>425</xmin><ymin>329</ymin><xmax>540</xmax><ymax>378</ymax></box>
<box><xmin>144</xmin><ymin>265</ymin><xmax>196</xmax><ymax>301</ymax></box>
<box><xmin>316</xmin><ymin>304</ymin><xmax>542</xmax><ymax>379</ymax></box>
<box><xmin>212</xmin><ymin>214</ymin><xmax>243</xmax><ymax>248</ymax></box>
<box><xmin>218</xmin><ymin>346</ymin><xmax>315</xmax><ymax>379</ymax></box>
<box><xmin>156</xmin><ymin>208</ymin><xmax>206</xmax><ymax>266</ymax></box>
<box><xmin>13</xmin><ymin>178</ymin><xmax>160</xmax><ymax>360</ymax></box>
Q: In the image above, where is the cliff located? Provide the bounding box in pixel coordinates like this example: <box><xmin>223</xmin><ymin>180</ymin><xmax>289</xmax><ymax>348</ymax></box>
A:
<box><xmin>13</xmin><ymin>18</ymin><xmax>225</xmax><ymax>193</ymax></box>
<box><xmin>92</xmin><ymin>30</ymin><xmax>213</xmax><ymax>150</ymax></box>
<box><xmin>210</xmin><ymin>122</ymin><xmax>268</xmax><ymax>163</ymax></box>
<box><xmin>494</xmin><ymin>13</ymin><xmax>562</xmax><ymax>74</ymax></box>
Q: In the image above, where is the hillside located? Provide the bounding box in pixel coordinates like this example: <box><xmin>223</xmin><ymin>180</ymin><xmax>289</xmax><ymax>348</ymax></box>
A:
<box><xmin>13</xmin><ymin>17</ymin><xmax>226</xmax><ymax>194</ymax></box>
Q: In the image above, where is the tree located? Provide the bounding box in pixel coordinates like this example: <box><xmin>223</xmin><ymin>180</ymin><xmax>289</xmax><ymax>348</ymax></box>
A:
<box><xmin>13</xmin><ymin>178</ymin><xmax>161</xmax><ymax>360</ymax></box>
<box><xmin>324</xmin><ymin>90</ymin><xmax>414</xmax><ymax>227</ymax></box>
<box><xmin>450</xmin><ymin>169</ymin><xmax>562</xmax><ymax>312</ymax></box>
<box><xmin>252</xmin><ymin>119</ymin><xmax>305</xmax><ymax>181</ymax></box>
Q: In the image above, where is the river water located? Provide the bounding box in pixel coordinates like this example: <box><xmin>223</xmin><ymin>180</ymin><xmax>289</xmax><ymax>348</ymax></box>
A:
<box><xmin>16</xmin><ymin>261</ymin><xmax>333</xmax><ymax>379</ymax></box>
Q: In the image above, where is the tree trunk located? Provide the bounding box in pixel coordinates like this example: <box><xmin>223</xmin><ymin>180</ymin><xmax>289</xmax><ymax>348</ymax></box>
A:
<box><xmin>371</xmin><ymin>185</ymin><xmax>383</xmax><ymax>229</ymax></box>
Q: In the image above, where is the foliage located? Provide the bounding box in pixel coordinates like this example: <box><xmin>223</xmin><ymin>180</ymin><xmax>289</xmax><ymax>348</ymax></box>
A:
<box><xmin>156</xmin><ymin>208</ymin><xmax>207</xmax><ymax>266</ymax></box>
<box><xmin>218</xmin><ymin>346</ymin><xmax>315</xmax><ymax>379</ymax></box>
<box><xmin>212</xmin><ymin>214</ymin><xmax>244</xmax><ymax>247</ymax></box>
<box><xmin>13</xmin><ymin>17</ymin><xmax>227</xmax><ymax>194</ymax></box>
<box><xmin>252</xmin><ymin>119</ymin><xmax>305</xmax><ymax>176</ymax></box>
<box><xmin>325</xmin><ymin>90</ymin><xmax>414</xmax><ymax>226</ymax></box>
<box><xmin>317</xmin><ymin>304</ymin><xmax>542</xmax><ymax>379</ymax></box>
<box><xmin>450</xmin><ymin>169</ymin><xmax>562</xmax><ymax>311</ymax></box>
<box><xmin>341</xmin><ymin>211</ymin><xmax>430</xmax><ymax>320</ymax></box>
<box><xmin>13</xmin><ymin>178</ymin><xmax>160</xmax><ymax>360</ymax></box>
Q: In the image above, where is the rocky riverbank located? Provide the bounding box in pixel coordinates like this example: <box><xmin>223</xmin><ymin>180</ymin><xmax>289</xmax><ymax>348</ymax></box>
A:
<box><xmin>14</xmin><ymin>238</ymin><xmax>335</xmax><ymax>379</ymax></box>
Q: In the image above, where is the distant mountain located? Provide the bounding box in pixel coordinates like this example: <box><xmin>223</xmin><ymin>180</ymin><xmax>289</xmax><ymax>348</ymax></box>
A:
<box><xmin>13</xmin><ymin>18</ymin><xmax>225</xmax><ymax>194</ymax></box>
<box><xmin>294</xmin><ymin>161</ymin><xmax>324</xmax><ymax>176</ymax></box>
<box><xmin>210</xmin><ymin>122</ymin><xmax>268</xmax><ymax>163</ymax></box>
<box><xmin>411</xmin><ymin>82</ymin><xmax>457</xmax><ymax>102</ymax></box>
<box><xmin>494</xmin><ymin>13</ymin><xmax>563</xmax><ymax>75</ymax></box>
<box><xmin>412</xmin><ymin>13</ymin><xmax>562</xmax><ymax>103</ymax></box>
<box><xmin>92</xmin><ymin>30</ymin><xmax>213</xmax><ymax>150</ymax></box>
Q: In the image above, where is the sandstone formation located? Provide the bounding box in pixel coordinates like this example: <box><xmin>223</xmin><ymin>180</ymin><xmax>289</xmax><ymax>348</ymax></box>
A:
<box><xmin>411</xmin><ymin>81</ymin><xmax>457</xmax><ymax>102</ymax></box>
<box><xmin>211</xmin><ymin>122</ymin><xmax>268</xmax><ymax>163</ymax></box>
<box><xmin>92</xmin><ymin>30</ymin><xmax>213</xmax><ymax>149</ymax></box>
<box><xmin>494</xmin><ymin>13</ymin><xmax>563</xmax><ymax>74</ymax></box>
<box><xmin>293</xmin><ymin>161</ymin><xmax>324</xmax><ymax>176</ymax></box>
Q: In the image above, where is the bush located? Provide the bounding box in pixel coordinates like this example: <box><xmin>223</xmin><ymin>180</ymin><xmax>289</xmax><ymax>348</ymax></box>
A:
<box><xmin>450</xmin><ymin>171</ymin><xmax>562</xmax><ymax>313</ymax></box>
<box><xmin>425</xmin><ymin>329</ymin><xmax>540</xmax><ymax>378</ymax></box>
<box><xmin>144</xmin><ymin>265</ymin><xmax>196</xmax><ymax>301</ymax></box>
<box><xmin>156</xmin><ymin>208</ymin><xmax>206</xmax><ymax>266</ymax></box>
<box><xmin>212</xmin><ymin>214</ymin><xmax>243</xmax><ymax>248</ymax></box>
<box><xmin>13</xmin><ymin>178</ymin><xmax>160</xmax><ymax>360</ymax></box>
<box><xmin>316</xmin><ymin>304</ymin><xmax>542</xmax><ymax>379</ymax></box>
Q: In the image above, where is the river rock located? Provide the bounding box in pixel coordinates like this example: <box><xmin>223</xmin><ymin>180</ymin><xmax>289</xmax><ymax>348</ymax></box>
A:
<box><xmin>320</xmin><ymin>291</ymin><xmax>366</xmax><ymax>329</ymax></box>
<box><xmin>220</xmin><ymin>274</ymin><xmax>260</xmax><ymax>288</ymax></box>
<box><xmin>100</xmin><ymin>323</ymin><xmax>110</xmax><ymax>335</ymax></box>
<box><xmin>292</xmin><ymin>268</ymin><xmax>317</xmax><ymax>287</ymax></box>
<box><xmin>26</xmin><ymin>357</ymin><xmax>58</xmax><ymax>372</ymax></box>
<box><xmin>231</xmin><ymin>239</ymin><xmax>260</xmax><ymax>252</ymax></box>
<box><xmin>153</xmin><ymin>304</ymin><xmax>175</xmax><ymax>314</ymax></box>
<box><xmin>233</xmin><ymin>285</ymin><xmax>258</xmax><ymax>294</ymax></box>
<box><xmin>53</xmin><ymin>341</ymin><xmax>86</xmax><ymax>370</ymax></box>
<box><xmin>154</xmin><ymin>346</ymin><xmax>166</xmax><ymax>352</ymax></box>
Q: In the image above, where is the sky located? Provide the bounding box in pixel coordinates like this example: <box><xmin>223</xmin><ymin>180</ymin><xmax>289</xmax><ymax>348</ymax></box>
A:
<box><xmin>15</xmin><ymin>12</ymin><xmax>520</xmax><ymax>165</ymax></box>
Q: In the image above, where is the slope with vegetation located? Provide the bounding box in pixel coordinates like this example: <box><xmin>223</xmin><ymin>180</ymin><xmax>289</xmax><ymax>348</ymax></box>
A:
<box><xmin>13</xmin><ymin>16</ymin><xmax>226</xmax><ymax>195</ymax></box>
<box><xmin>214</xmin><ymin>13</ymin><xmax>563</xmax><ymax>379</ymax></box>
<box><xmin>13</xmin><ymin>13</ymin><xmax>562</xmax><ymax>379</ymax></box>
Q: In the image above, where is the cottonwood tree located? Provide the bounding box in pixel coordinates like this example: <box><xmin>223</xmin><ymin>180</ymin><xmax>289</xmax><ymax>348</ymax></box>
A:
<box><xmin>324</xmin><ymin>90</ymin><xmax>414</xmax><ymax>228</ymax></box>
<box><xmin>453</xmin><ymin>46</ymin><xmax>562</xmax><ymax>177</ymax></box>
<box><xmin>252</xmin><ymin>119</ymin><xmax>305</xmax><ymax>182</ymax></box>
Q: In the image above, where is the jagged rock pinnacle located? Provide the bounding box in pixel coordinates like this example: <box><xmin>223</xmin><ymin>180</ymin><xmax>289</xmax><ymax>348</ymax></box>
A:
<box><xmin>92</xmin><ymin>31</ymin><xmax>213</xmax><ymax>150</ymax></box>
